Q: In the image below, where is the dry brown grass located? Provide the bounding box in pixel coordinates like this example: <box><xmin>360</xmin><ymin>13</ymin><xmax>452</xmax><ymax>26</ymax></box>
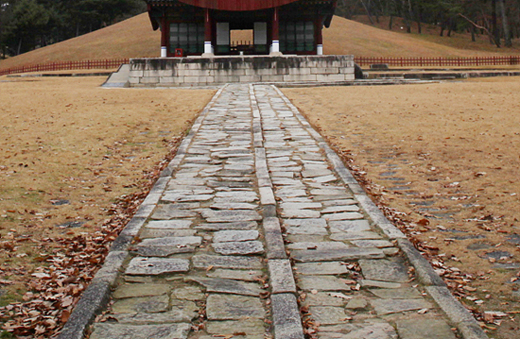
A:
<box><xmin>282</xmin><ymin>77</ymin><xmax>520</xmax><ymax>338</ymax></box>
<box><xmin>0</xmin><ymin>76</ymin><xmax>214</xmax><ymax>307</ymax></box>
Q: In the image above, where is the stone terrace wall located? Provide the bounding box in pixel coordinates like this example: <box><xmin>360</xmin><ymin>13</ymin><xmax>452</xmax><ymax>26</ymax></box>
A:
<box><xmin>128</xmin><ymin>55</ymin><xmax>355</xmax><ymax>87</ymax></box>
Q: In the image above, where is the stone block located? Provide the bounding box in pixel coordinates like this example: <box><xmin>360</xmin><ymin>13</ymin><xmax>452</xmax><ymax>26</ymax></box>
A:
<box><xmin>129</xmin><ymin>70</ymin><xmax>143</xmax><ymax>77</ymax></box>
<box><xmin>159</xmin><ymin>77</ymin><xmax>175</xmax><ymax>84</ymax></box>
<box><xmin>260</xmin><ymin>75</ymin><xmax>285</xmax><ymax>82</ymax></box>
<box><xmin>268</xmin><ymin>259</ymin><xmax>297</xmax><ymax>293</ymax></box>
<box><xmin>128</xmin><ymin>77</ymin><xmax>140</xmax><ymax>84</ymax></box>
<box><xmin>288</xmin><ymin>68</ymin><xmax>311</xmax><ymax>75</ymax></box>
<box><xmin>311</xmin><ymin>67</ymin><xmax>339</xmax><ymax>74</ymax></box>
<box><xmin>317</xmin><ymin>74</ymin><xmax>346</xmax><ymax>82</ymax></box>
<box><xmin>239</xmin><ymin>75</ymin><xmax>262</xmax><ymax>83</ymax></box>
<box><xmin>206</xmin><ymin>294</ymin><xmax>264</xmax><ymax>320</ymax></box>
<box><xmin>271</xmin><ymin>293</ymin><xmax>305</xmax><ymax>339</ymax></box>
<box><xmin>344</xmin><ymin>73</ymin><xmax>356</xmax><ymax>81</ymax></box>
<box><xmin>140</xmin><ymin>77</ymin><xmax>159</xmax><ymax>84</ymax></box>
<box><xmin>283</xmin><ymin>74</ymin><xmax>317</xmax><ymax>82</ymax></box>
<box><xmin>144</xmin><ymin>70</ymin><xmax>160</xmax><ymax>77</ymax></box>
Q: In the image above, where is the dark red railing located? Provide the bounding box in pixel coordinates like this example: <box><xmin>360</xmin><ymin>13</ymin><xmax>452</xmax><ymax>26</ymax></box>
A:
<box><xmin>0</xmin><ymin>58</ymin><xmax>129</xmax><ymax>76</ymax></box>
<box><xmin>354</xmin><ymin>55</ymin><xmax>520</xmax><ymax>67</ymax></box>
<box><xmin>1</xmin><ymin>56</ymin><xmax>519</xmax><ymax>76</ymax></box>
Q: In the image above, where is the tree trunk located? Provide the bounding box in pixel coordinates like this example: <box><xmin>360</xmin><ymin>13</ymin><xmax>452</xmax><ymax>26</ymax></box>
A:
<box><xmin>359</xmin><ymin>0</ymin><xmax>375</xmax><ymax>25</ymax></box>
<box><xmin>17</xmin><ymin>38</ymin><xmax>22</xmax><ymax>55</ymax></box>
<box><xmin>498</xmin><ymin>0</ymin><xmax>512</xmax><ymax>47</ymax></box>
<box><xmin>492</xmin><ymin>0</ymin><xmax>501</xmax><ymax>47</ymax></box>
<box><xmin>389</xmin><ymin>15</ymin><xmax>393</xmax><ymax>30</ymax></box>
<box><xmin>471</xmin><ymin>25</ymin><xmax>476</xmax><ymax>42</ymax></box>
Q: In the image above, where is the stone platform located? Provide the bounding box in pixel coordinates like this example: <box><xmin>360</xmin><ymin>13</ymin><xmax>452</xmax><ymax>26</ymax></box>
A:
<box><xmin>128</xmin><ymin>55</ymin><xmax>355</xmax><ymax>87</ymax></box>
<box><xmin>59</xmin><ymin>84</ymin><xmax>487</xmax><ymax>339</ymax></box>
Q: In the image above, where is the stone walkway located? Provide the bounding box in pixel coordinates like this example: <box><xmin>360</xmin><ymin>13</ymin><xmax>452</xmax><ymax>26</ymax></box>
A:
<box><xmin>60</xmin><ymin>84</ymin><xmax>487</xmax><ymax>339</ymax></box>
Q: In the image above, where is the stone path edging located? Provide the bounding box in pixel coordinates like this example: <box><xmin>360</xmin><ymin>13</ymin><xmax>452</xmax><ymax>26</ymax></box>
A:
<box><xmin>271</xmin><ymin>85</ymin><xmax>488</xmax><ymax>339</ymax></box>
<box><xmin>250</xmin><ymin>84</ymin><xmax>306</xmax><ymax>339</ymax></box>
<box><xmin>56</xmin><ymin>85</ymin><xmax>227</xmax><ymax>339</ymax></box>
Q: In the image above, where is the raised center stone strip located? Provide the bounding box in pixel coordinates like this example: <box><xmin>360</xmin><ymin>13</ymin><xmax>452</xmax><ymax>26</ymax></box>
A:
<box><xmin>65</xmin><ymin>83</ymin><xmax>487</xmax><ymax>339</ymax></box>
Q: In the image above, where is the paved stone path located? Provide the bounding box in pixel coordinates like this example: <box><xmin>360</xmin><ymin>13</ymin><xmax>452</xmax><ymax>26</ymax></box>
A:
<box><xmin>71</xmin><ymin>84</ymin><xmax>486</xmax><ymax>339</ymax></box>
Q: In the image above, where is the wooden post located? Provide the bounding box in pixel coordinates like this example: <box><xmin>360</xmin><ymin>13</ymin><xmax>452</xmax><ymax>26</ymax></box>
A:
<box><xmin>203</xmin><ymin>8</ymin><xmax>213</xmax><ymax>55</ymax></box>
<box><xmin>315</xmin><ymin>17</ymin><xmax>323</xmax><ymax>55</ymax></box>
<box><xmin>161</xmin><ymin>15</ymin><xmax>168</xmax><ymax>57</ymax></box>
<box><xmin>270</xmin><ymin>7</ymin><xmax>280</xmax><ymax>54</ymax></box>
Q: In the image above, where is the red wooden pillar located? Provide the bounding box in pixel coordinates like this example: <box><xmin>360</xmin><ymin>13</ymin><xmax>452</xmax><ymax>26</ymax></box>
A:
<box><xmin>160</xmin><ymin>15</ymin><xmax>168</xmax><ymax>57</ymax></box>
<box><xmin>315</xmin><ymin>17</ymin><xmax>323</xmax><ymax>55</ymax></box>
<box><xmin>271</xmin><ymin>7</ymin><xmax>280</xmax><ymax>54</ymax></box>
<box><xmin>204</xmin><ymin>8</ymin><xmax>213</xmax><ymax>55</ymax></box>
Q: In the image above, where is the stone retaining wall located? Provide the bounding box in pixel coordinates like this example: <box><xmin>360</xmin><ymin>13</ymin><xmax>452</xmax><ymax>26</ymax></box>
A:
<box><xmin>128</xmin><ymin>55</ymin><xmax>355</xmax><ymax>87</ymax></box>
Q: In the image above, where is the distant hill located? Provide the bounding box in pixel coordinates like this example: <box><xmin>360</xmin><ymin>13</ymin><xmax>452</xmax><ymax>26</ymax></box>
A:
<box><xmin>1</xmin><ymin>13</ymin><xmax>518</xmax><ymax>71</ymax></box>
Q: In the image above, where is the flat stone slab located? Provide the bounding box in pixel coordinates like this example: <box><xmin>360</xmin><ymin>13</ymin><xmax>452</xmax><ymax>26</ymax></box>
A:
<box><xmin>292</xmin><ymin>247</ymin><xmax>385</xmax><ymax>262</ymax></box>
<box><xmin>136</xmin><ymin>236</ymin><xmax>202</xmax><ymax>257</ymax></box>
<box><xmin>329</xmin><ymin>220</ymin><xmax>371</xmax><ymax>232</ymax></box>
<box><xmin>206</xmin><ymin>319</ymin><xmax>265</xmax><ymax>335</ymax></box>
<box><xmin>308</xmin><ymin>306</ymin><xmax>348</xmax><ymax>325</ymax></box>
<box><xmin>360</xmin><ymin>280</ymin><xmax>402</xmax><ymax>289</ymax></box>
<box><xmin>113</xmin><ymin>307</ymin><xmax>198</xmax><ymax>324</ymax></box>
<box><xmin>201</xmin><ymin>209</ymin><xmax>262</xmax><ymax>222</ymax></box>
<box><xmin>288</xmin><ymin>242</ymin><xmax>349</xmax><ymax>251</ymax></box>
<box><xmin>146</xmin><ymin>220</ymin><xmax>193</xmax><ymax>229</ymax></box>
<box><xmin>287</xmin><ymin>226</ymin><xmax>328</xmax><ymax>235</ymax></box>
<box><xmin>370</xmin><ymin>298</ymin><xmax>432</xmax><ymax>315</ymax></box>
<box><xmin>125</xmin><ymin>257</ymin><xmax>190</xmax><ymax>276</ymax></box>
<box><xmin>112</xmin><ymin>295</ymin><xmax>170</xmax><ymax>313</ymax></box>
<box><xmin>172</xmin><ymin>286</ymin><xmax>205</xmax><ymax>301</ymax></box>
<box><xmin>285</xmin><ymin>218</ymin><xmax>327</xmax><ymax>228</ymax></box>
<box><xmin>324</xmin><ymin>212</ymin><xmax>364</xmax><ymax>221</ymax></box>
<box><xmin>206</xmin><ymin>294</ymin><xmax>265</xmax><ymax>320</ymax></box>
<box><xmin>207</xmin><ymin>269</ymin><xmax>262</xmax><ymax>282</ymax></box>
<box><xmin>396</xmin><ymin>319</ymin><xmax>457</xmax><ymax>339</ymax></box>
<box><xmin>295</xmin><ymin>262</ymin><xmax>349</xmax><ymax>275</ymax></box>
<box><xmin>351</xmin><ymin>240</ymin><xmax>394</xmax><ymax>248</ymax></box>
<box><xmin>90</xmin><ymin>323</ymin><xmax>191</xmax><ymax>339</ymax></box>
<box><xmin>192</xmin><ymin>255</ymin><xmax>263</xmax><ymax>269</ymax></box>
<box><xmin>187</xmin><ymin>277</ymin><xmax>262</xmax><ymax>296</ymax></box>
<box><xmin>210</xmin><ymin>202</ymin><xmax>257</xmax><ymax>210</ymax></box>
<box><xmin>212</xmin><ymin>241</ymin><xmax>265</xmax><ymax>255</ymax></box>
<box><xmin>195</xmin><ymin>221</ymin><xmax>257</xmax><ymax>231</ymax></box>
<box><xmin>140</xmin><ymin>229</ymin><xmax>197</xmax><ymax>239</ymax></box>
<box><xmin>304</xmin><ymin>292</ymin><xmax>350</xmax><ymax>307</ymax></box>
<box><xmin>369</xmin><ymin>288</ymin><xmax>423</xmax><ymax>299</ymax></box>
<box><xmin>359</xmin><ymin>259</ymin><xmax>409</xmax><ymax>283</ymax></box>
<box><xmin>113</xmin><ymin>283</ymin><xmax>171</xmax><ymax>299</ymax></box>
<box><xmin>330</xmin><ymin>231</ymin><xmax>383</xmax><ymax>241</ymax></box>
<box><xmin>215</xmin><ymin>191</ymin><xmax>258</xmax><ymax>202</ymax></box>
<box><xmin>322</xmin><ymin>205</ymin><xmax>360</xmax><ymax>214</ymax></box>
<box><xmin>282</xmin><ymin>209</ymin><xmax>321</xmax><ymax>218</ymax></box>
<box><xmin>319</xmin><ymin>322</ymin><xmax>398</xmax><ymax>339</ymax></box>
<box><xmin>299</xmin><ymin>276</ymin><xmax>352</xmax><ymax>291</ymax></box>
<box><xmin>213</xmin><ymin>230</ymin><xmax>259</xmax><ymax>243</ymax></box>
<box><xmin>151</xmin><ymin>205</ymin><xmax>198</xmax><ymax>219</ymax></box>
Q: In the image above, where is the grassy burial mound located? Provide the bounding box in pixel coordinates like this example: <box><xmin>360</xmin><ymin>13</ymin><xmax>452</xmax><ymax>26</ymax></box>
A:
<box><xmin>2</xmin><ymin>13</ymin><xmax>520</xmax><ymax>72</ymax></box>
<box><xmin>0</xmin><ymin>13</ymin><xmax>160</xmax><ymax>71</ymax></box>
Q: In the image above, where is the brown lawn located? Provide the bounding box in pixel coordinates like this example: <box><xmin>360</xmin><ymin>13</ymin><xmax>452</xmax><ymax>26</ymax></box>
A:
<box><xmin>0</xmin><ymin>76</ymin><xmax>214</xmax><ymax>311</ymax></box>
<box><xmin>282</xmin><ymin>77</ymin><xmax>520</xmax><ymax>339</ymax></box>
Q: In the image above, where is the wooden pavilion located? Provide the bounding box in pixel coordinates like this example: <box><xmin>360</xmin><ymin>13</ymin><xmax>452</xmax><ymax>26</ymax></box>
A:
<box><xmin>145</xmin><ymin>0</ymin><xmax>337</xmax><ymax>57</ymax></box>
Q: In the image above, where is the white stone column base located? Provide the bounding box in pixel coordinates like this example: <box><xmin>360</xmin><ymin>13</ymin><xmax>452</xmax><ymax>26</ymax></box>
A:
<box><xmin>317</xmin><ymin>44</ymin><xmax>324</xmax><ymax>55</ymax></box>
<box><xmin>161</xmin><ymin>47</ymin><xmax>167</xmax><ymax>58</ymax></box>
<box><xmin>204</xmin><ymin>41</ymin><xmax>214</xmax><ymax>55</ymax></box>
<box><xmin>270</xmin><ymin>40</ymin><xmax>282</xmax><ymax>56</ymax></box>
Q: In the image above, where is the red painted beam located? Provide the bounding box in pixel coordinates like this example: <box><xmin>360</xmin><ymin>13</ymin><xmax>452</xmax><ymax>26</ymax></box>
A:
<box><xmin>177</xmin><ymin>0</ymin><xmax>301</xmax><ymax>11</ymax></box>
